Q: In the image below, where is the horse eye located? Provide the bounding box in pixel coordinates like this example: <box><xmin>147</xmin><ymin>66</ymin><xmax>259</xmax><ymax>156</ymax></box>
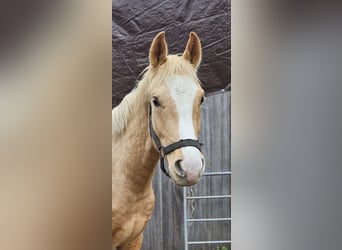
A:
<box><xmin>152</xmin><ymin>97</ymin><xmax>161</xmax><ymax>107</ymax></box>
<box><xmin>200</xmin><ymin>96</ymin><xmax>204</xmax><ymax>104</ymax></box>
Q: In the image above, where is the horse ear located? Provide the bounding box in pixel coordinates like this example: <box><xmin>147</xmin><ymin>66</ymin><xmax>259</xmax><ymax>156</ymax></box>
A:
<box><xmin>183</xmin><ymin>32</ymin><xmax>202</xmax><ymax>68</ymax></box>
<box><xmin>149</xmin><ymin>31</ymin><xmax>168</xmax><ymax>68</ymax></box>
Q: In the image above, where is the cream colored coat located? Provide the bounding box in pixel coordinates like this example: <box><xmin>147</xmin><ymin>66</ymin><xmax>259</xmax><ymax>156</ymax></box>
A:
<box><xmin>112</xmin><ymin>31</ymin><xmax>203</xmax><ymax>250</ymax></box>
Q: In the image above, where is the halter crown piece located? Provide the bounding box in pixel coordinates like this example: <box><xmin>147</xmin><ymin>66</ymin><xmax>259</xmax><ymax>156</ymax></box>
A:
<box><xmin>148</xmin><ymin>104</ymin><xmax>202</xmax><ymax>178</ymax></box>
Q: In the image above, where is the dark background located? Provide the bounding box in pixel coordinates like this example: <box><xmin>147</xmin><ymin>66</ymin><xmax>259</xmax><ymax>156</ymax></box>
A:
<box><xmin>112</xmin><ymin>0</ymin><xmax>231</xmax><ymax>107</ymax></box>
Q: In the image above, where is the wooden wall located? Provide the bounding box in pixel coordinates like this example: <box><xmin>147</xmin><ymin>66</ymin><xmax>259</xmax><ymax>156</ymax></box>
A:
<box><xmin>142</xmin><ymin>91</ymin><xmax>231</xmax><ymax>250</ymax></box>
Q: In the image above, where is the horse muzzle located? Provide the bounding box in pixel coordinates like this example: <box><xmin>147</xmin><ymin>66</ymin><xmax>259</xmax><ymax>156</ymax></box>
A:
<box><xmin>169</xmin><ymin>148</ymin><xmax>205</xmax><ymax>186</ymax></box>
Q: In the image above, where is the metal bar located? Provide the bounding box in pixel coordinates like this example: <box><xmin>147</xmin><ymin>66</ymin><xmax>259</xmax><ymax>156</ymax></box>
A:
<box><xmin>187</xmin><ymin>218</ymin><xmax>231</xmax><ymax>222</ymax></box>
<box><xmin>186</xmin><ymin>195</ymin><xmax>231</xmax><ymax>200</ymax></box>
<box><xmin>202</xmin><ymin>171</ymin><xmax>231</xmax><ymax>176</ymax></box>
<box><xmin>188</xmin><ymin>240</ymin><xmax>231</xmax><ymax>245</ymax></box>
<box><xmin>183</xmin><ymin>186</ymin><xmax>188</xmax><ymax>250</ymax></box>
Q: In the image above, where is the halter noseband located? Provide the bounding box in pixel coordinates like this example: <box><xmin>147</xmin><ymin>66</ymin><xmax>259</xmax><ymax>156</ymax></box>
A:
<box><xmin>148</xmin><ymin>104</ymin><xmax>202</xmax><ymax>178</ymax></box>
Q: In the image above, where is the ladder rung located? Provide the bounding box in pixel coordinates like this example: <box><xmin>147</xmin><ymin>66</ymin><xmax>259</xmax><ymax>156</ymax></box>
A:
<box><xmin>186</xmin><ymin>195</ymin><xmax>231</xmax><ymax>199</ymax></box>
<box><xmin>188</xmin><ymin>240</ymin><xmax>231</xmax><ymax>245</ymax></box>
<box><xmin>187</xmin><ymin>218</ymin><xmax>231</xmax><ymax>222</ymax></box>
<box><xmin>202</xmin><ymin>171</ymin><xmax>231</xmax><ymax>176</ymax></box>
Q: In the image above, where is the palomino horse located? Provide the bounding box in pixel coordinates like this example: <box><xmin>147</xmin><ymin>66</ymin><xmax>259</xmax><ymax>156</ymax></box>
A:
<box><xmin>112</xmin><ymin>31</ymin><xmax>205</xmax><ymax>249</ymax></box>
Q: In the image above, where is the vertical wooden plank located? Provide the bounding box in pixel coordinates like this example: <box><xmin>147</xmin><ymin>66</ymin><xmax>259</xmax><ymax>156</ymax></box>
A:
<box><xmin>161</xmin><ymin>174</ymin><xmax>174</xmax><ymax>250</ymax></box>
<box><xmin>162</xmin><ymin>182</ymin><xmax>184</xmax><ymax>250</ymax></box>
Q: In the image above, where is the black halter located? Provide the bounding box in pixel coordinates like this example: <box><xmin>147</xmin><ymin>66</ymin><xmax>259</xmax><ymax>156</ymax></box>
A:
<box><xmin>148</xmin><ymin>104</ymin><xmax>202</xmax><ymax>178</ymax></box>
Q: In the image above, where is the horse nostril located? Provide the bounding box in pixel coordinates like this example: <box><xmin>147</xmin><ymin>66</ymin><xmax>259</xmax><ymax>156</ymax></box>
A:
<box><xmin>174</xmin><ymin>160</ymin><xmax>186</xmax><ymax>177</ymax></box>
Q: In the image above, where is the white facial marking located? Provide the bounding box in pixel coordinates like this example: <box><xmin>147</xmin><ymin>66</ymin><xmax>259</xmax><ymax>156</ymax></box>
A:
<box><xmin>167</xmin><ymin>75</ymin><xmax>197</xmax><ymax>139</ymax></box>
<box><xmin>167</xmin><ymin>75</ymin><xmax>203</xmax><ymax>176</ymax></box>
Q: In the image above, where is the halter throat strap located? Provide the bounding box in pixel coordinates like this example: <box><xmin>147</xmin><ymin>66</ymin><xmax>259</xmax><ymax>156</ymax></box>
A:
<box><xmin>148</xmin><ymin>104</ymin><xmax>201</xmax><ymax>178</ymax></box>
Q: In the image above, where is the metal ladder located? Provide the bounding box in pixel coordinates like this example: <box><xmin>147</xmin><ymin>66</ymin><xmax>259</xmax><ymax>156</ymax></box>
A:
<box><xmin>183</xmin><ymin>171</ymin><xmax>231</xmax><ymax>250</ymax></box>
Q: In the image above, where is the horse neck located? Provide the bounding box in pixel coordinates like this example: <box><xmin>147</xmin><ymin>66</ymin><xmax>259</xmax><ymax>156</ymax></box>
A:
<box><xmin>115</xmin><ymin>96</ymin><xmax>159</xmax><ymax>193</ymax></box>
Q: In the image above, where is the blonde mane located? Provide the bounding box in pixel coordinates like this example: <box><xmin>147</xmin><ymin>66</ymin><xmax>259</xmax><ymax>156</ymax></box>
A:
<box><xmin>112</xmin><ymin>55</ymin><xmax>200</xmax><ymax>135</ymax></box>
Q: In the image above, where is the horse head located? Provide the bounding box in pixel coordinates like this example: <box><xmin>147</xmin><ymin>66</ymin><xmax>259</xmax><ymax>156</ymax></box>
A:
<box><xmin>147</xmin><ymin>31</ymin><xmax>205</xmax><ymax>186</ymax></box>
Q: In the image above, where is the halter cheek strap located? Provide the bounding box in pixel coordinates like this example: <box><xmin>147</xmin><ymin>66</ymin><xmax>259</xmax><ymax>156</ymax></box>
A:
<box><xmin>148</xmin><ymin>104</ymin><xmax>202</xmax><ymax>178</ymax></box>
